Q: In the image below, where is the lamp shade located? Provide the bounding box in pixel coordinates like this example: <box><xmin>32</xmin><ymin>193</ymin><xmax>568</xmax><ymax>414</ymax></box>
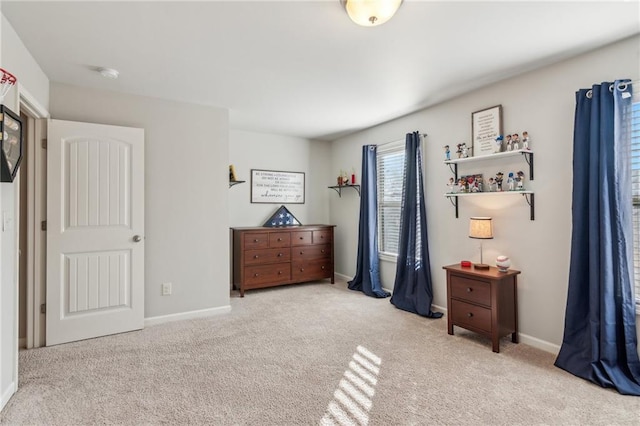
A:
<box><xmin>469</xmin><ymin>217</ymin><xmax>493</xmax><ymax>239</ymax></box>
<box><xmin>342</xmin><ymin>0</ymin><xmax>403</xmax><ymax>26</ymax></box>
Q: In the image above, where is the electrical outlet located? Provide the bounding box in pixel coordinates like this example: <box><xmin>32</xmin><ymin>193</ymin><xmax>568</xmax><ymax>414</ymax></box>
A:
<box><xmin>161</xmin><ymin>282</ymin><xmax>172</xmax><ymax>296</ymax></box>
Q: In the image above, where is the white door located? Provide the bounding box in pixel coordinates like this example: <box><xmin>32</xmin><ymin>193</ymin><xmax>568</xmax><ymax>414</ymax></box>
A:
<box><xmin>46</xmin><ymin>119</ymin><xmax>144</xmax><ymax>346</ymax></box>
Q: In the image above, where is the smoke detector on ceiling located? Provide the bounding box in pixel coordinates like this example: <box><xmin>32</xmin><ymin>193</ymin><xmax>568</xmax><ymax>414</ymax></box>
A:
<box><xmin>98</xmin><ymin>67</ymin><xmax>119</xmax><ymax>79</ymax></box>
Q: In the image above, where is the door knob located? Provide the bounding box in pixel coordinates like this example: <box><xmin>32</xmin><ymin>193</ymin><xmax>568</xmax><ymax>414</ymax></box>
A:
<box><xmin>133</xmin><ymin>235</ymin><xmax>143</xmax><ymax>242</ymax></box>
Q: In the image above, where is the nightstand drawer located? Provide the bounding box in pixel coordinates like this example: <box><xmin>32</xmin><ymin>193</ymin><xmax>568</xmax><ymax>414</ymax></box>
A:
<box><xmin>451</xmin><ymin>299</ymin><xmax>491</xmax><ymax>333</ymax></box>
<box><xmin>245</xmin><ymin>248</ymin><xmax>290</xmax><ymax>265</ymax></box>
<box><xmin>450</xmin><ymin>275</ymin><xmax>491</xmax><ymax>306</ymax></box>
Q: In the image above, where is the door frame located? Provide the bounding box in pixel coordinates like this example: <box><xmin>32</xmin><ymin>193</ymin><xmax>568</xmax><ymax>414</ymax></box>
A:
<box><xmin>16</xmin><ymin>84</ymin><xmax>49</xmax><ymax>353</ymax></box>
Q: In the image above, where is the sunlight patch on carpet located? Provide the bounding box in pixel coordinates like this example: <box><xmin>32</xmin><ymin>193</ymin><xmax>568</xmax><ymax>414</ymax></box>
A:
<box><xmin>320</xmin><ymin>345</ymin><xmax>382</xmax><ymax>426</ymax></box>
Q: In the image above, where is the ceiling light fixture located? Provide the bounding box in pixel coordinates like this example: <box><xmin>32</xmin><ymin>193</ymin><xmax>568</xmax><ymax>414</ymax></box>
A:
<box><xmin>341</xmin><ymin>0</ymin><xmax>403</xmax><ymax>27</ymax></box>
<box><xmin>98</xmin><ymin>67</ymin><xmax>119</xmax><ymax>79</ymax></box>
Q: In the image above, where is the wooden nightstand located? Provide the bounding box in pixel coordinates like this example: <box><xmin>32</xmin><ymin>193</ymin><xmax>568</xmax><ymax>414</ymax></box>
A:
<box><xmin>443</xmin><ymin>264</ymin><xmax>520</xmax><ymax>353</ymax></box>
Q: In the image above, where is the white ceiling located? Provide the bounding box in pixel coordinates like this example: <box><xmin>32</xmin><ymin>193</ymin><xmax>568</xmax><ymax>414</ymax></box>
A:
<box><xmin>3</xmin><ymin>1</ymin><xmax>639</xmax><ymax>140</ymax></box>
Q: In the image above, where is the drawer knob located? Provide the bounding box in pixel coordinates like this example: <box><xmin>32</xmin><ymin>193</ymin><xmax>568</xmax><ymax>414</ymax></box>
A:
<box><xmin>254</xmin><ymin>239</ymin><xmax>259</xmax><ymax>243</ymax></box>
<box><xmin>300</xmin><ymin>268</ymin><xmax>304</xmax><ymax>272</ymax></box>
<box><xmin>278</xmin><ymin>271</ymin><xmax>282</xmax><ymax>275</ymax></box>
<box><xmin>254</xmin><ymin>273</ymin><xmax>259</xmax><ymax>277</ymax></box>
<box><xmin>278</xmin><ymin>238</ymin><xmax>282</xmax><ymax>241</ymax></box>
<box><xmin>321</xmin><ymin>266</ymin><xmax>325</xmax><ymax>270</ymax></box>
<box><xmin>300</xmin><ymin>251</ymin><xmax>304</xmax><ymax>255</ymax></box>
<box><xmin>467</xmin><ymin>312</ymin><xmax>473</xmax><ymax>318</ymax></box>
<box><xmin>278</xmin><ymin>253</ymin><xmax>283</xmax><ymax>257</ymax></box>
<box><xmin>466</xmin><ymin>288</ymin><xmax>472</xmax><ymax>293</ymax></box>
<box><xmin>299</xmin><ymin>236</ymin><xmax>304</xmax><ymax>240</ymax></box>
<box><xmin>320</xmin><ymin>235</ymin><xmax>324</xmax><ymax>239</ymax></box>
<box><xmin>254</xmin><ymin>255</ymin><xmax>259</xmax><ymax>259</ymax></box>
<box><xmin>321</xmin><ymin>249</ymin><xmax>325</xmax><ymax>253</ymax></box>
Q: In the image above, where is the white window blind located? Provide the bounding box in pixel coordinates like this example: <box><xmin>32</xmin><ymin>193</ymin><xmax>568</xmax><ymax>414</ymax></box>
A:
<box><xmin>631</xmin><ymin>87</ymin><xmax>640</xmax><ymax>306</ymax></box>
<box><xmin>377</xmin><ymin>144</ymin><xmax>405</xmax><ymax>256</ymax></box>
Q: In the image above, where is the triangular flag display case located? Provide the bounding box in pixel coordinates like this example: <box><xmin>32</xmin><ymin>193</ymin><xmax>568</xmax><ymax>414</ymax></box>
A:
<box><xmin>263</xmin><ymin>205</ymin><xmax>301</xmax><ymax>227</ymax></box>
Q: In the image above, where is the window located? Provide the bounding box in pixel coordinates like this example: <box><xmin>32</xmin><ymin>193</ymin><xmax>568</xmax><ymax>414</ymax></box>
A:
<box><xmin>377</xmin><ymin>143</ymin><xmax>405</xmax><ymax>256</ymax></box>
<box><xmin>632</xmin><ymin>87</ymin><xmax>640</xmax><ymax>306</ymax></box>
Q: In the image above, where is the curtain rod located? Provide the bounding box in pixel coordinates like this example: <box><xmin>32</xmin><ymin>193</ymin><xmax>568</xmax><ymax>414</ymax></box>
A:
<box><xmin>376</xmin><ymin>133</ymin><xmax>428</xmax><ymax>148</ymax></box>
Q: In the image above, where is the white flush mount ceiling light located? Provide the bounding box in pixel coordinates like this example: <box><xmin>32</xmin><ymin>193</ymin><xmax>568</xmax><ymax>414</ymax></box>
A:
<box><xmin>341</xmin><ymin>0</ymin><xmax>403</xmax><ymax>27</ymax></box>
<box><xmin>98</xmin><ymin>67</ymin><xmax>119</xmax><ymax>79</ymax></box>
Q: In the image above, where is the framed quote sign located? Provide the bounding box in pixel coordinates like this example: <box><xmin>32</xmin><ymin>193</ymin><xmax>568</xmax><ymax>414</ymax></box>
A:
<box><xmin>472</xmin><ymin>105</ymin><xmax>503</xmax><ymax>157</ymax></box>
<box><xmin>251</xmin><ymin>169</ymin><xmax>305</xmax><ymax>204</ymax></box>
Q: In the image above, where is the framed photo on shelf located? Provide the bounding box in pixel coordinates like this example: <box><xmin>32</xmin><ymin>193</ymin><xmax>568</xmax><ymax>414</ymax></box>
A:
<box><xmin>460</xmin><ymin>173</ymin><xmax>484</xmax><ymax>193</ymax></box>
<box><xmin>251</xmin><ymin>169</ymin><xmax>305</xmax><ymax>204</ymax></box>
<box><xmin>472</xmin><ymin>105</ymin><xmax>503</xmax><ymax>157</ymax></box>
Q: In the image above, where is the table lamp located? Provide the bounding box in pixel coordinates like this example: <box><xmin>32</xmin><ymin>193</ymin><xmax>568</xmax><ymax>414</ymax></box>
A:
<box><xmin>469</xmin><ymin>217</ymin><xmax>493</xmax><ymax>270</ymax></box>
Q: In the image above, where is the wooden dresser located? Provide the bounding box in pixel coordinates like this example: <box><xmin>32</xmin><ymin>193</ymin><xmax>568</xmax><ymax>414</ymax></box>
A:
<box><xmin>443</xmin><ymin>264</ymin><xmax>520</xmax><ymax>353</ymax></box>
<box><xmin>232</xmin><ymin>225</ymin><xmax>335</xmax><ymax>297</ymax></box>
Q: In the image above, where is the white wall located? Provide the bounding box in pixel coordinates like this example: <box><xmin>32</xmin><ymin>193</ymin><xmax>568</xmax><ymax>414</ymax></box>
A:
<box><xmin>50</xmin><ymin>83</ymin><xmax>230</xmax><ymax>320</ymax></box>
<box><xmin>330</xmin><ymin>35</ymin><xmax>640</xmax><ymax>353</ymax></box>
<box><xmin>0</xmin><ymin>12</ymin><xmax>50</xmax><ymax>411</ymax></box>
<box><xmin>228</xmin><ymin>130</ymin><xmax>331</xmax><ymax>227</ymax></box>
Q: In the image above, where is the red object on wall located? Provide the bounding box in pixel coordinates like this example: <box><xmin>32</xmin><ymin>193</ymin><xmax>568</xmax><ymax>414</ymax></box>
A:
<box><xmin>351</xmin><ymin>173</ymin><xmax>356</xmax><ymax>184</ymax></box>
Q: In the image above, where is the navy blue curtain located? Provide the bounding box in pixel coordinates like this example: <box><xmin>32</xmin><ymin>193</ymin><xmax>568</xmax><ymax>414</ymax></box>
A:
<box><xmin>348</xmin><ymin>145</ymin><xmax>391</xmax><ymax>298</ymax></box>
<box><xmin>555</xmin><ymin>81</ymin><xmax>640</xmax><ymax>395</ymax></box>
<box><xmin>390</xmin><ymin>132</ymin><xmax>443</xmax><ymax>318</ymax></box>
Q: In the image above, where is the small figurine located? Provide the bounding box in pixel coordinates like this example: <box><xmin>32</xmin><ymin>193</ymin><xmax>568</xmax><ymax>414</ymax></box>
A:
<box><xmin>444</xmin><ymin>145</ymin><xmax>451</xmax><ymax>161</ymax></box>
<box><xmin>460</xmin><ymin>143</ymin><xmax>469</xmax><ymax>158</ymax></box>
<box><xmin>447</xmin><ymin>177</ymin><xmax>455</xmax><ymax>193</ymax></box>
<box><xmin>494</xmin><ymin>135</ymin><xmax>503</xmax><ymax>153</ymax></box>
<box><xmin>512</xmin><ymin>134</ymin><xmax>520</xmax><ymax>150</ymax></box>
<box><xmin>495</xmin><ymin>172</ymin><xmax>504</xmax><ymax>191</ymax></box>
<box><xmin>467</xmin><ymin>175</ymin><xmax>475</xmax><ymax>191</ymax></box>
<box><xmin>456</xmin><ymin>144</ymin><xmax>463</xmax><ymax>158</ymax></box>
<box><xmin>458</xmin><ymin>177</ymin><xmax>467</xmax><ymax>192</ymax></box>
<box><xmin>474</xmin><ymin>176</ymin><xmax>483</xmax><ymax>192</ymax></box>
<box><xmin>522</xmin><ymin>131</ymin><xmax>530</xmax><ymax>150</ymax></box>
<box><xmin>507</xmin><ymin>172</ymin><xmax>515</xmax><ymax>191</ymax></box>
<box><xmin>517</xmin><ymin>171</ymin><xmax>525</xmax><ymax>190</ymax></box>
<box><xmin>487</xmin><ymin>177</ymin><xmax>495</xmax><ymax>192</ymax></box>
<box><xmin>505</xmin><ymin>134</ymin><xmax>512</xmax><ymax>152</ymax></box>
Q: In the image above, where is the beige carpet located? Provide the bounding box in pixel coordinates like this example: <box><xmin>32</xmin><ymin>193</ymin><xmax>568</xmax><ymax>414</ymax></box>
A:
<box><xmin>1</xmin><ymin>279</ymin><xmax>639</xmax><ymax>425</ymax></box>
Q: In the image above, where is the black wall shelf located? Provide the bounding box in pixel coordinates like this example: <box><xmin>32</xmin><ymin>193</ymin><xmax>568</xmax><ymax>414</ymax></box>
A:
<box><xmin>229</xmin><ymin>180</ymin><xmax>246</xmax><ymax>188</ymax></box>
<box><xmin>328</xmin><ymin>185</ymin><xmax>361</xmax><ymax>197</ymax></box>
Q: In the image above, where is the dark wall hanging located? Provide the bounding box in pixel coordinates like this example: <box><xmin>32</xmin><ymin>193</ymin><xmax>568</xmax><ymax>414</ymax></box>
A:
<box><xmin>0</xmin><ymin>105</ymin><xmax>23</xmax><ymax>182</ymax></box>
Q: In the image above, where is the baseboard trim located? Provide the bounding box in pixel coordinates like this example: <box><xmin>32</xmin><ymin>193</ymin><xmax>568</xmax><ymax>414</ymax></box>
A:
<box><xmin>335</xmin><ymin>272</ymin><xmax>350</xmax><ymax>282</ymax></box>
<box><xmin>144</xmin><ymin>305</ymin><xmax>231</xmax><ymax>327</ymax></box>
<box><xmin>1</xmin><ymin>381</ymin><xmax>16</xmax><ymax>412</ymax></box>
<box><xmin>518</xmin><ymin>332</ymin><xmax>560</xmax><ymax>354</ymax></box>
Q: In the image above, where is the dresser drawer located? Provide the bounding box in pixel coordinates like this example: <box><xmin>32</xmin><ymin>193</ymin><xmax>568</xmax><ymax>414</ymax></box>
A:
<box><xmin>313</xmin><ymin>229</ymin><xmax>332</xmax><ymax>244</ymax></box>
<box><xmin>292</xmin><ymin>259</ymin><xmax>332</xmax><ymax>281</ymax></box>
<box><xmin>292</xmin><ymin>244</ymin><xmax>331</xmax><ymax>261</ymax></box>
<box><xmin>450</xmin><ymin>299</ymin><xmax>491</xmax><ymax>333</ymax></box>
<box><xmin>292</xmin><ymin>231</ymin><xmax>312</xmax><ymax>245</ymax></box>
<box><xmin>269</xmin><ymin>232</ymin><xmax>291</xmax><ymax>248</ymax></box>
<box><xmin>244</xmin><ymin>263</ymin><xmax>291</xmax><ymax>286</ymax></box>
<box><xmin>245</xmin><ymin>248</ymin><xmax>291</xmax><ymax>265</ymax></box>
<box><xmin>244</xmin><ymin>233</ymin><xmax>269</xmax><ymax>249</ymax></box>
<box><xmin>450</xmin><ymin>275</ymin><xmax>491</xmax><ymax>306</ymax></box>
